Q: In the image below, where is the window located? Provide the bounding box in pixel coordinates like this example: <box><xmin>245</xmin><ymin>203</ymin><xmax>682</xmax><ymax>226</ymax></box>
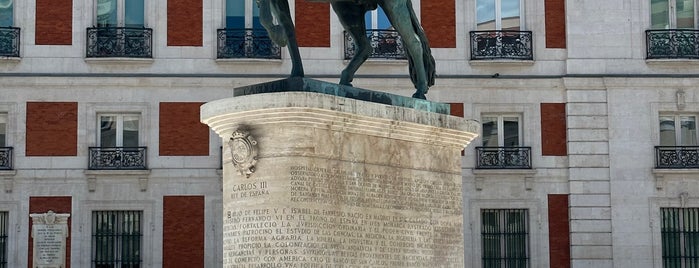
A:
<box><xmin>651</xmin><ymin>0</ymin><xmax>695</xmax><ymax>29</ymax></box>
<box><xmin>0</xmin><ymin>0</ymin><xmax>12</xmax><ymax>27</ymax></box>
<box><xmin>92</xmin><ymin>211</ymin><xmax>142</xmax><ymax>268</ymax></box>
<box><xmin>99</xmin><ymin>114</ymin><xmax>139</xmax><ymax>148</ymax></box>
<box><xmin>481</xmin><ymin>209</ymin><xmax>529</xmax><ymax>268</ymax></box>
<box><xmin>96</xmin><ymin>0</ymin><xmax>144</xmax><ymax>28</ymax></box>
<box><xmin>476</xmin><ymin>0</ymin><xmax>523</xmax><ymax>31</ymax></box>
<box><xmin>225</xmin><ymin>0</ymin><xmax>261</xmax><ymax>29</ymax></box>
<box><xmin>661</xmin><ymin>208</ymin><xmax>699</xmax><ymax>267</ymax></box>
<box><xmin>660</xmin><ymin>114</ymin><xmax>697</xmax><ymax>146</ymax></box>
<box><xmin>0</xmin><ymin>212</ymin><xmax>6</xmax><ymax>268</ymax></box>
<box><xmin>482</xmin><ymin>114</ymin><xmax>521</xmax><ymax>147</ymax></box>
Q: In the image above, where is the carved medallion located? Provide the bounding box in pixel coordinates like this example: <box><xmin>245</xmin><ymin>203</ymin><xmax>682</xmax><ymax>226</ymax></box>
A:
<box><xmin>229</xmin><ymin>130</ymin><xmax>258</xmax><ymax>177</ymax></box>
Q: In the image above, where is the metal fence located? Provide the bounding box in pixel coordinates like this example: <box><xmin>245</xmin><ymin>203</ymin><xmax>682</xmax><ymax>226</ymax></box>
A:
<box><xmin>86</xmin><ymin>27</ymin><xmax>153</xmax><ymax>58</ymax></box>
<box><xmin>646</xmin><ymin>29</ymin><xmax>699</xmax><ymax>59</ymax></box>
<box><xmin>476</xmin><ymin>147</ymin><xmax>532</xmax><ymax>169</ymax></box>
<box><xmin>92</xmin><ymin>210</ymin><xmax>142</xmax><ymax>268</ymax></box>
<box><xmin>344</xmin><ymin>29</ymin><xmax>407</xmax><ymax>60</ymax></box>
<box><xmin>0</xmin><ymin>27</ymin><xmax>19</xmax><ymax>57</ymax></box>
<box><xmin>88</xmin><ymin>147</ymin><xmax>147</xmax><ymax>170</ymax></box>
<box><xmin>0</xmin><ymin>147</ymin><xmax>11</xmax><ymax>170</ymax></box>
<box><xmin>661</xmin><ymin>207</ymin><xmax>699</xmax><ymax>268</ymax></box>
<box><xmin>470</xmin><ymin>31</ymin><xmax>533</xmax><ymax>60</ymax></box>
<box><xmin>482</xmin><ymin>209</ymin><xmax>529</xmax><ymax>268</ymax></box>
<box><xmin>655</xmin><ymin>146</ymin><xmax>699</xmax><ymax>169</ymax></box>
<box><xmin>0</xmin><ymin>212</ymin><xmax>6</xmax><ymax>268</ymax></box>
<box><xmin>217</xmin><ymin>28</ymin><xmax>281</xmax><ymax>59</ymax></box>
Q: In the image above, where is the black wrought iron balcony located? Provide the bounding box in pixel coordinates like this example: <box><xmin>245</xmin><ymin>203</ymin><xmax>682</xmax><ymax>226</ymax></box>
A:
<box><xmin>655</xmin><ymin>146</ymin><xmax>699</xmax><ymax>169</ymax></box>
<box><xmin>470</xmin><ymin>31</ymin><xmax>533</xmax><ymax>60</ymax></box>
<box><xmin>0</xmin><ymin>147</ymin><xmax>12</xmax><ymax>170</ymax></box>
<box><xmin>476</xmin><ymin>147</ymin><xmax>532</xmax><ymax>169</ymax></box>
<box><xmin>217</xmin><ymin>28</ymin><xmax>281</xmax><ymax>59</ymax></box>
<box><xmin>646</xmin><ymin>29</ymin><xmax>699</xmax><ymax>59</ymax></box>
<box><xmin>86</xmin><ymin>27</ymin><xmax>152</xmax><ymax>58</ymax></box>
<box><xmin>0</xmin><ymin>27</ymin><xmax>19</xmax><ymax>57</ymax></box>
<box><xmin>88</xmin><ymin>147</ymin><xmax>147</xmax><ymax>170</ymax></box>
<box><xmin>344</xmin><ymin>29</ymin><xmax>407</xmax><ymax>60</ymax></box>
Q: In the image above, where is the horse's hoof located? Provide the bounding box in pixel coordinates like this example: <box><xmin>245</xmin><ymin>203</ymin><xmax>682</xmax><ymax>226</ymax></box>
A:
<box><xmin>412</xmin><ymin>92</ymin><xmax>426</xmax><ymax>99</ymax></box>
<box><xmin>339</xmin><ymin>81</ymin><xmax>353</xmax><ymax>87</ymax></box>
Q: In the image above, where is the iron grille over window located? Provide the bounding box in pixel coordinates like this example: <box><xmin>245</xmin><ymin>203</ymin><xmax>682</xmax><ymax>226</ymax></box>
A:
<box><xmin>476</xmin><ymin>147</ymin><xmax>532</xmax><ymax>169</ymax></box>
<box><xmin>0</xmin><ymin>147</ymin><xmax>11</xmax><ymax>170</ymax></box>
<box><xmin>92</xmin><ymin>211</ymin><xmax>142</xmax><ymax>268</ymax></box>
<box><xmin>0</xmin><ymin>27</ymin><xmax>19</xmax><ymax>57</ymax></box>
<box><xmin>661</xmin><ymin>208</ymin><xmax>699</xmax><ymax>267</ymax></box>
<box><xmin>482</xmin><ymin>209</ymin><xmax>529</xmax><ymax>268</ymax></box>
<box><xmin>86</xmin><ymin>27</ymin><xmax>152</xmax><ymax>58</ymax></box>
<box><xmin>646</xmin><ymin>30</ymin><xmax>699</xmax><ymax>59</ymax></box>
<box><xmin>344</xmin><ymin>30</ymin><xmax>407</xmax><ymax>60</ymax></box>
<box><xmin>217</xmin><ymin>29</ymin><xmax>281</xmax><ymax>59</ymax></box>
<box><xmin>655</xmin><ymin>146</ymin><xmax>699</xmax><ymax>169</ymax></box>
<box><xmin>0</xmin><ymin>211</ymin><xmax>7</xmax><ymax>268</ymax></box>
<box><xmin>88</xmin><ymin>147</ymin><xmax>147</xmax><ymax>170</ymax></box>
<box><xmin>470</xmin><ymin>31</ymin><xmax>533</xmax><ymax>60</ymax></box>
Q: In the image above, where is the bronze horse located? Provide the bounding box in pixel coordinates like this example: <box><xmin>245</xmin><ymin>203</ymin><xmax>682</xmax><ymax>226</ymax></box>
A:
<box><xmin>257</xmin><ymin>0</ymin><xmax>435</xmax><ymax>99</ymax></box>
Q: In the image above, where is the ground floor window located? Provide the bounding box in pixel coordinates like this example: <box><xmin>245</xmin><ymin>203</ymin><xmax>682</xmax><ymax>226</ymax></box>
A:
<box><xmin>661</xmin><ymin>207</ymin><xmax>699</xmax><ymax>267</ymax></box>
<box><xmin>482</xmin><ymin>209</ymin><xmax>529</xmax><ymax>268</ymax></box>
<box><xmin>92</xmin><ymin>210</ymin><xmax>142</xmax><ymax>268</ymax></box>
<box><xmin>0</xmin><ymin>211</ymin><xmax>6</xmax><ymax>268</ymax></box>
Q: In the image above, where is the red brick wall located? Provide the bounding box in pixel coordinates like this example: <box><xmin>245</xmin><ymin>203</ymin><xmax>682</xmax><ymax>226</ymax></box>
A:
<box><xmin>545</xmin><ymin>0</ymin><xmax>566</xmax><ymax>48</ymax></box>
<box><xmin>541</xmin><ymin>103</ymin><xmax>567</xmax><ymax>156</ymax></box>
<box><xmin>450</xmin><ymin>103</ymin><xmax>465</xmax><ymax>155</ymax></box>
<box><xmin>421</xmin><ymin>0</ymin><xmax>456</xmax><ymax>48</ymax></box>
<box><xmin>35</xmin><ymin>0</ymin><xmax>72</xmax><ymax>45</ymax></box>
<box><xmin>163</xmin><ymin>196</ymin><xmax>205</xmax><ymax>268</ymax></box>
<box><xmin>167</xmin><ymin>0</ymin><xmax>203</xmax><ymax>46</ymax></box>
<box><xmin>28</xmin><ymin>197</ymin><xmax>72</xmax><ymax>268</ymax></box>
<box><xmin>159</xmin><ymin>102</ymin><xmax>209</xmax><ymax>156</ymax></box>
<box><xmin>26</xmin><ymin>102</ymin><xmax>78</xmax><ymax>156</ymax></box>
<box><xmin>548</xmin><ymin>194</ymin><xmax>570</xmax><ymax>268</ymax></box>
<box><xmin>295</xmin><ymin>0</ymin><xmax>330</xmax><ymax>47</ymax></box>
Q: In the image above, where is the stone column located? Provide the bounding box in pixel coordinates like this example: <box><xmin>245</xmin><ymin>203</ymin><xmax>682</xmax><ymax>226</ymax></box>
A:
<box><xmin>201</xmin><ymin>79</ymin><xmax>478</xmax><ymax>267</ymax></box>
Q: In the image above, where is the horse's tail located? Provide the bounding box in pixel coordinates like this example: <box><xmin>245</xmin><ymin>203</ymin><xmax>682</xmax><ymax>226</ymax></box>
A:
<box><xmin>406</xmin><ymin>0</ymin><xmax>435</xmax><ymax>88</ymax></box>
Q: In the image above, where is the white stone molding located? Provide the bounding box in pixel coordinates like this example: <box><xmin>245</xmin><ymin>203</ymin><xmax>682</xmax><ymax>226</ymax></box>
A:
<box><xmin>1</xmin><ymin>170</ymin><xmax>16</xmax><ymax>193</ymax></box>
<box><xmin>471</xmin><ymin>169</ymin><xmax>538</xmax><ymax>191</ymax></box>
<box><xmin>83</xmin><ymin>170</ymin><xmax>152</xmax><ymax>192</ymax></box>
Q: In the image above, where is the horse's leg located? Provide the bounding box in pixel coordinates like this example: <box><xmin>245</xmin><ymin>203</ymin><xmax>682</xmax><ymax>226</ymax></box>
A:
<box><xmin>258</xmin><ymin>0</ymin><xmax>287</xmax><ymax>47</ymax></box>
<box><xmin>271</xmin><ymin>0</ymin><xmax>304</xmax><ymax>77</ymax></box>
<box><xmin>331</xmin><ymin>2</ymin><xmax>371</xmax><ymax>86</ymax></box>
<box><xmin>380</xmin><ymin>0</ymin><xmax>428</xmax><ymax>99</ymax></box>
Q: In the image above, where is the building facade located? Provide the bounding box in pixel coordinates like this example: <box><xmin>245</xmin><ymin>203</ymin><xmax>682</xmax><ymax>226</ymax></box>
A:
<box><xmin>0</xmin><ymin>0</ymin><xmax>697</xmax><ymax>267</ymax></box>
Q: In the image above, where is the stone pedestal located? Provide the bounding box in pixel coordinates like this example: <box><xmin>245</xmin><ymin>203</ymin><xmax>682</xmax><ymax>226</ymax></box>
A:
<box><xmin>201</xmin><ymin>78</ymin><xmax>478</xmax><ymax>267</ymax></box>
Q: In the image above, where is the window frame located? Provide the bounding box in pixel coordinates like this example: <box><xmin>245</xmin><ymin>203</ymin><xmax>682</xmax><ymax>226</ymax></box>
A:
<box><xmin>79</xmin><ymin>201</ymin><xmax>154</xmax><ymax>268</ymax></box>
<box><xmin>0</xmin><ymin>113</ymin><xmax>6</xmax><ymax>148</ymax></box>
<box><xmin>481</xmin><ymin>113</ymin><xmax>523</xmax><ymax>147</ymax></box>
<box><xmin>91</xmin><ymin>210</ymin><xmax>143</xmax><ymax>268</ymax></box>
<box><xmin>224</xmin><ymin>0</ymin><xmax>261</xmax><ymax>29</ymax></box>
<box><xmin>97</xmin><ymin>113</ymin><xmax>141</xmax><ymax>148</ymax></box>
<box><xmin>660</xmin><ymin>207</ymin><xmax>699</xmax><ymax>267</ymax></box>
<box><xmin>0</xmin><ymin>0</ymin><xmax>12</xmax><ymax>27</ymax></box>
<box><xmin>659</xmin><ymin>113</ymin><xmax>699</xmax><ymax>146</ymax></box>
<box><xmin>650</xmin><ymin>0</ymin><xmax>698</xmax><ymax>29</ymax></box>
<box><xmin>481</xmin><ymin>208</ymin><xmax>530</xmax><ymax>268</ymax></box>
<box><xmin>475</xmin><ymin>0</ymin><xmax>526</xmax><ymax>31</ymax></box>
<box><xmin>94</xmin><ymin>0</ymin><xmax>145</xmax><ymax>27</ymax></box>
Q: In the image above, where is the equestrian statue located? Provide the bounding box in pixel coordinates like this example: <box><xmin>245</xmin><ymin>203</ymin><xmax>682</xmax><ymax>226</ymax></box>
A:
<box><xmin>257</xmin><ymin>0</ymin><xmax>435</xmax><ymax>99</ymax></box>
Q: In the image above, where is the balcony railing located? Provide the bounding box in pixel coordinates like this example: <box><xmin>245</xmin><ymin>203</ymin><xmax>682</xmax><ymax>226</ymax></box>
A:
<box><xmin>86</xmin><ymin>27</ymin><xmax>153</xmax><ymax>58</ymax></box>
<box><xmin>217</xmin><ymin>28</ymin><xmax>281</xmax><ymax>59</ymax></box>
<box><xmin>0</xmin><ymin>27</ymin><xmax>19</xmax><ymax>57</ymax></box>
<box><xmin>0</xmin><ymin>147</ymin><xmax>12</xmax><ymax>170</ymax></box>
<box><xmin>655</xmin><ymin>146</ymin><xmax>699</xmax><ymax>169</ymax></box>
<box><xmin>476</xmin><ymin>147</ymin><xmax>532</xmax><ymax>169</ymax></box>
<box><xmin>646</xmin><ymin>29</ymin><xmax>699</xmax><ymax>59</ymax></box>
<box><xmin>470</xmin><ymin>31</ymin><xmax>533</xmax><ymax>60</ymax></box>
<box><xmin>344</xmin><ymin>29</ymin><xmax>406</xmax><ymax>60</ymax></box>
<box><xmin>88</xmin><ymin>147</ymin><xmax>147</xmax><ymax>170</ymax></box>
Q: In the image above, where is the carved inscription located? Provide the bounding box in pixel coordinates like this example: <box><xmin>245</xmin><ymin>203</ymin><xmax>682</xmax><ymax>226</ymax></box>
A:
<box><xmin>222</xmin><ymin>165</ymin><xmax>463</xmax><ymax>267</ymax></box>
<box><xmin>289</xmin><ymin>165</ymin><xmax>461</xmax><ymax>215</ymax></box>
